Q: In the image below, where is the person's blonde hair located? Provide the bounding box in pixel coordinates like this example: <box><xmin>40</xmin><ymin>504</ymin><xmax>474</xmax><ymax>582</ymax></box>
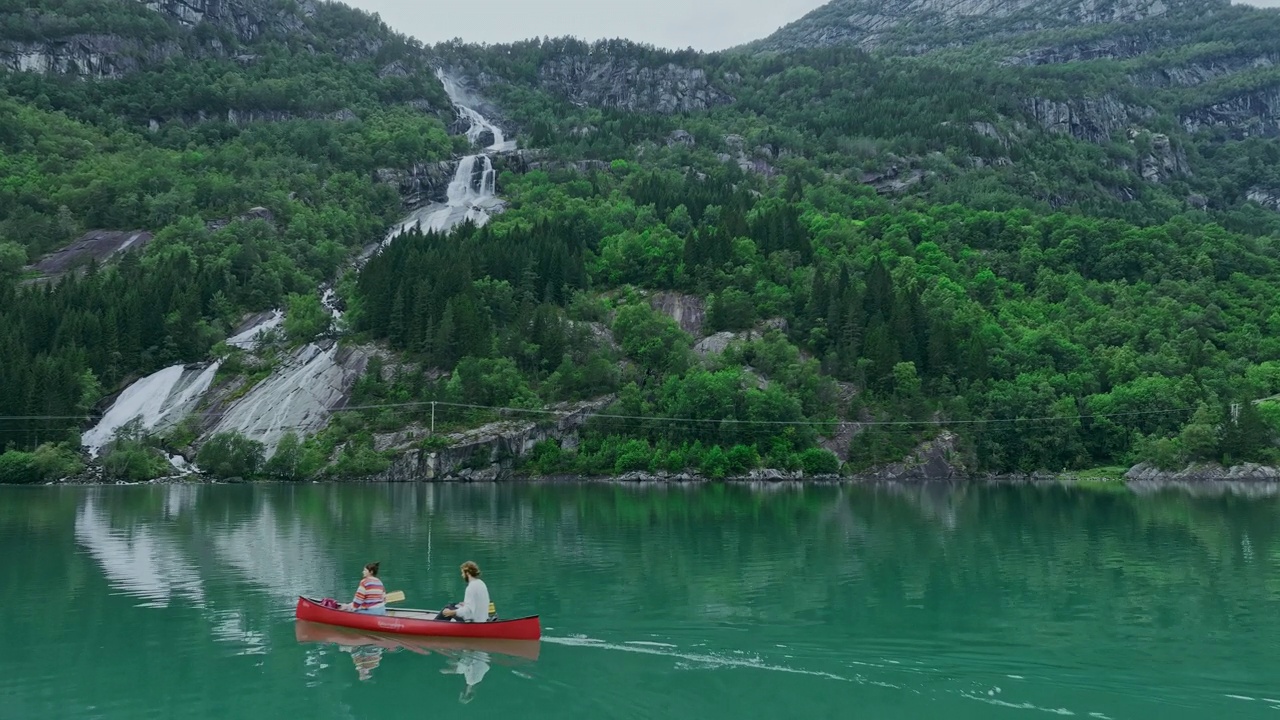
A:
<box><xmin>460</xmin><ymin>561</ymin><xmax>481</xmax><ymax>578</ymax></box>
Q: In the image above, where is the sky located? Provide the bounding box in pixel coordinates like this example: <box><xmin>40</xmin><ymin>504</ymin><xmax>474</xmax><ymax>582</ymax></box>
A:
<box><xmin>345</xmin><ymin>0</ymin><xmax>1280</xmax><ymax>52</ymax></box>
<box><xmin>342</xmin><ymin>0</ymin><xmax>829</xmax><ymax>52</ymax></box>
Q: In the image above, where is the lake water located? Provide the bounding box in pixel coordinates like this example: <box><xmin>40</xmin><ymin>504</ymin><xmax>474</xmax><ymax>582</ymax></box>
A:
<box><xmin>2</xmin><ymin>481</ymin><xmax>1279</xmax><ymax>719</ymax></box>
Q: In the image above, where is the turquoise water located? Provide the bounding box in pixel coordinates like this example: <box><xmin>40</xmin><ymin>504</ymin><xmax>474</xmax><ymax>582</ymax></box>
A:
<box><xmin>2</xmin><ymin>481</ymin><xmax>1279</xmax><ymax>718</ymax></box>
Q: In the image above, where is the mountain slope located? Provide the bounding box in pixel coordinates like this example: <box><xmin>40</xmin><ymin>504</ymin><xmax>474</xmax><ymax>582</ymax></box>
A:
<box><xmin>3</xmin><ymin>0</ymin><xmax>1280</xmax><ymax>483</ymax></box>
<box><xmin>749</xmin><ymin>0</ymin><xmax>1227</xmax><ymax>53</ymax></box>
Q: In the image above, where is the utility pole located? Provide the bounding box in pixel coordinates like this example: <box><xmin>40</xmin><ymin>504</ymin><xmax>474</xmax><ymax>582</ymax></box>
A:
<box><xmin>431</xmin><ymin>401</ymin><xmax>436</xmax><ymax>435</ymax></box>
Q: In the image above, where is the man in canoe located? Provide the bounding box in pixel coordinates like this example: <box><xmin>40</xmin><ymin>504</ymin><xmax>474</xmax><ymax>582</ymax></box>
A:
<box><xmin>340</xmin><ymin>561</ymin><xmax>387</xmax><ymax>615</ymax></box>
<box><xmin>440</xmin><ymin>561</ymin><xmax>490</xmax><ymax>622</ymax></box>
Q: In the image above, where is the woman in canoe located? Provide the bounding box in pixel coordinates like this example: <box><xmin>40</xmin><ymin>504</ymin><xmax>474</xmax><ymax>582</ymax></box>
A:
<box><xmin>340</xmin><ymin>562</ymin><xmax>387</xmax><ymax>615</ymax></box>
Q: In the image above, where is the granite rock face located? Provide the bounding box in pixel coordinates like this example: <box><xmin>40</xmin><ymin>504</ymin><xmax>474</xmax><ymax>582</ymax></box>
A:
<box><xmin>368</xmin><ymin>398</ymin><xmax>614</xmax><ymax>482</ymax></box>
<box><xmin>375</xmin><ymin>161</ymin><xmax>459</xmax><ymax>210</ymax></box>
<box><xmin>536</xmin><ymin>56</ymin><xmax>733</xmax><ymax>114</ymax></box>
<box><xmin>753</xmin><ymin>0</ymin><xmax>1220</xmax><ymax>53</ymax></box>
<box><xmin>859</xmin><ymin>432</ymin><xmax>966</xmax><ymax>481</ymax></box>
<box><xmin>1181</xmin><ymin>83</ymin><xmax>1280</xmax><ymax>139</ymax></box>
<box><xmin>143</xmin><ymin>0</ymin><xmax>316</xmax><ymax>41</ymax></box>
<box><xmin>25</xmin><ymin>230</ymin><xmax>153</xmax><ymax>283</ymax></box>
<box><xmin>647</xmin><ymin>292</ymin><xmax>707</xmax><ymax>337</ymax></box>
<box><xmin>1125</xmin><ymin>462</ymin><xmax>1280</xmax><ymax>482</ymax></box>
<box><xmin>1022</xmin><ymin>95</ymin><xmax>1144</xmax><ymax>144</ymax></box>
<box><xmin>0</xmin><ymin>34</ymin><xmax>181</xmax><ymax>78</ymax></box>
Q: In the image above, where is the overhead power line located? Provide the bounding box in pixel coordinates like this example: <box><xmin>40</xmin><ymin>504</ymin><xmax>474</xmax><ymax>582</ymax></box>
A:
<box><xmin>0</xmin><ymin>401</ymin><xmax>1194</xmax><ymax>428</ymax></box>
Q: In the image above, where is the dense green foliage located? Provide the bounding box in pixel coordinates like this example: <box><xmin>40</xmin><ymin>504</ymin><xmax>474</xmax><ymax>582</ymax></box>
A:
<box><xmin>0</xmin><ymin>5</ymin><xmax>457</xmax><ymax>454</ymax></box>
<box><xmin>5</xmin><ymin>0</ymin><xmax>1280</xmax><ymax>478</ymax></box>
<box><xmin>196</xmin><ymin>432</ymin><xmax>265</xmax><ymax>479</ymax></box>
<box><xmin>350</xmin><ymin>160</ymin><xmax>1280</xmax><ymax>473</ymax></box>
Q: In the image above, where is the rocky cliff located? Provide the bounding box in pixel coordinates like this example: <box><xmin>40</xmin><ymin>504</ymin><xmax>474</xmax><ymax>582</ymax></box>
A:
<box><xmin>1181</xmin><ymin>83</ymin><xmax>1280</xmax><ymax>139</ymax></box>
<box><xmin>536</xmin><ymin>56</ymin><xmax>733</xmax><ymax>114</ymax></box>
<box><xmin>0</xmin><ymin>34</ymin><xmax>181</xmax><ymax>78</ymax></box>
<box><xmin>369</xmin><ymin>398</ymin><xmax>613</xmax><ymax>482</ymax></box>
<box><xmin>0</xmin><ymin>0</ymin><xmax>392</xmax><ymax>79</ymax></box>
<box><xmin>144</xmin><ymin>0</ymin><xmax>313</xmax><ymax>39</ymax></box>
<box><xmin>1125</xmin><ymin>462</ymin><xmax>1280</xmax><ymax>483</ymax></box>
<box><xmin>447</xmin><ymin>53</ymin><xmax>733</xmax><ymax>116</ymax></box>
<box><xmin>374</xmin><ymin>161</ymin><xmax>458</xmax><ymax>209</ymax></box>
<box><xmin>1001</xmin><ymin>29</ymin><xmax>1181</xmax><ymax>67</ymax></box>
<box><xmin>751</xmin><ymin>0</ymin><xmax>1226</xmax><ymax>53</ymax></box>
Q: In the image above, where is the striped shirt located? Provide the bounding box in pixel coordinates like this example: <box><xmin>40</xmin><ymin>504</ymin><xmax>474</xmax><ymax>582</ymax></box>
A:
<box><xmin>353</xmin><ymin>577</ymin><xmax>386</xmax><ymax>610</ymax></box>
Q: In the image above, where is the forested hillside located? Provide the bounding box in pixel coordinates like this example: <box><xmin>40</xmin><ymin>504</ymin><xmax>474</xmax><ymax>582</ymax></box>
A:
<box><xmin>2</xmin><ymin>0</ymin><xmax>1280</xmax><ymax>482</ymax></box>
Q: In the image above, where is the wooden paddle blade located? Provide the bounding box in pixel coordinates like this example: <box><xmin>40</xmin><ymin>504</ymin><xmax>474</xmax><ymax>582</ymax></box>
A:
<box><xmin>385</xmin><ymin>590</ymin><xmax>406</xmax><ymax>603</ymax></box>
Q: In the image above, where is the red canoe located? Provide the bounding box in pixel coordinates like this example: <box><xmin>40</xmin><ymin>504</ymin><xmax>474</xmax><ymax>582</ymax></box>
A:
<box><xmin>294</xmin><ymin>597</ymin><xmax>541</xmax><ymax>641</ymax></box>
<box><xmin>294</xmin><ymin>621</ymin><xmax>541</xmax><ymax>662</ymax></box>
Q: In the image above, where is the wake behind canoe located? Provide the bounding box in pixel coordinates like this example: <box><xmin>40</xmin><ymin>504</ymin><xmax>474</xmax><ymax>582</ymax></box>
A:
<box><xmin>294</xmin><ymin>597</ymin><xmax>541</xmax><ymax>641</ymax></box>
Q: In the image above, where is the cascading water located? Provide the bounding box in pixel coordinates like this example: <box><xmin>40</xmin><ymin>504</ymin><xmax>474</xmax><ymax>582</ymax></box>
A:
<box><xmin>86</xmin><ymin>70</ymin><xmax>514</xmax><ymax>462</ymax></box>
<box><xmin>379</xmin><ymin>70</ymin><xmax>516</xmax><ymax>247</ymax></box>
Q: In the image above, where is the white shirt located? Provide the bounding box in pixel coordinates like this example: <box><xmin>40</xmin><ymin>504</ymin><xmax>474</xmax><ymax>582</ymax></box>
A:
<box><xmin>456</xmin><ymin>578</ymin><xmax>490</xmax><ymax>623</ymax></box>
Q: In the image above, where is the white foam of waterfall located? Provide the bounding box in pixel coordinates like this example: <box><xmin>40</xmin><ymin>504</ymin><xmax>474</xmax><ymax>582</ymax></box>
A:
<box><xmin>437</xmin><ymin>71</ymin><xmax>514</xmax><ymax>153</ymax></box>
<box><xmin>83</xmin><ymin>361</ymin><xmax>221</xmax><ymax>456</ymax></box>
<box><xmin>377</xmin><ymin>72</ymin><xmax>515</xmax><ymax>244</ymax></box>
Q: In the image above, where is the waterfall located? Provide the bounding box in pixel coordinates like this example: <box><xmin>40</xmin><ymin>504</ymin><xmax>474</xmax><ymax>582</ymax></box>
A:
<box><xmin>380</xmin><ymin>71</ymin><xmax>516</xmax><ymax>247</ymax></box>
<box><xmin>86</xmin><ymin>70</ymin><xmax>517</xmax><ymax>463</ymax></box>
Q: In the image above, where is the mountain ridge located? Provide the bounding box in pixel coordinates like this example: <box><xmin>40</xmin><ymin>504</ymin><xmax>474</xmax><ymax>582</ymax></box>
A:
<box><xmin>748</xmin><ymin>0</ymin><xmax>1231</xmax><ymax>54</ymax></box>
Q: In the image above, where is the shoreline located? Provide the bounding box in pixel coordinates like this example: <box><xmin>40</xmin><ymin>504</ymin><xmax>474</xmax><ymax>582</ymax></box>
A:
<box><xmin>25</xmin><ymin>464</ymin><xmax>1280</xmax><ymax>489</ymax></box>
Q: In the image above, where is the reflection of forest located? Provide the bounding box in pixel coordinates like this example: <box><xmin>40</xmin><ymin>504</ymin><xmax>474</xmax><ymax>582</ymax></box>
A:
<box><xmin>4</xmin><ymin>481</ymin><xmax>1279</xmax><ymax>662</ymax></box>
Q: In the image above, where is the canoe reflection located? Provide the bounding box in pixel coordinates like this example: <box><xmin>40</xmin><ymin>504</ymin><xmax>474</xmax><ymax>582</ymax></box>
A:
<box><xmin>295</xmin><ymin>620</ymin><xmax>539</xmax><ymax>687</ymax></box>
<box><xmin>440</xmin><ymin>650</ymin><xmax>488</xmax><ymax>703</ymax></box>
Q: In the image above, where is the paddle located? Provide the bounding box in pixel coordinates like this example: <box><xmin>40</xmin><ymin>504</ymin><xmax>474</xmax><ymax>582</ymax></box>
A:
<box><xmin>385</xmin><ymin>590</ymin><xmax>406</xmax><ymax>603</ymax></box>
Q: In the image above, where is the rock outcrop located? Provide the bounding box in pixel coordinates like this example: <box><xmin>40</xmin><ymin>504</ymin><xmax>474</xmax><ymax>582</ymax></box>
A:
<box><xmin>1246</xmin><ymin>187</ymin><xmax>1280</xmax><ymax>212</ymax></box>
<box><xmin>375</xmin><ymin>161</ymin><xmax>459</xmax><ymax>209</ymax></box>
<box><xmin>1125</xmin><ymin>462</ymin><xmax>1280</xmax><ymax>482</ymax></box>
<box><xmin>495</xmin><ymin>150</ymin><xmax>611</xmax><ymax>176</ymax></box>
<box><xmin>857</xmin><ymin>432</ymin><xmax>965</xmax><ymax>481</ymax></box>
<box><xmin>205</xmin><ymin>206</ymin><xmax>276</xmax><ymax>232</ymax></box>
<box><xmin>200</xmin><ymin>340</ymin><xmax>373</xmax><ymax>457</ymax></box>
<box><xmin>1023</xmin><ymin>95</ymin><xmax>1147</xmax><ymax>144</ymax></box>
<box><xmin>143</xmin><ymin>0</ymin><xmax>316</xmax><ymax>42</ymax></box>
<box><xmin>858</xmin><ymin>164</ymin><xmax>928</xmax><ymax>194</ymax></box>
<box><xmin>1</xmin><ymin>0</ymin><xmax>383</xmax><ymax>79</ymax></box>
<box><xmin>0</xmin><ymin>35</ymin><xmax>180</xmax><ymax>78</ymax></box>
<box><xmin>25</xmin><ymin>230</ymin><xmax>153</xmax><ymax>283</ymax></box>
<box><xmin>1130</xmin><ymin>53</ymin><xmax>1280</xmax><ymax>88</ymax></box>
<box><xmin>536</xmin><ymin>57</ymin><xmax>733</xmax><ymax>114</ymax></box>
<box><xmin>715</xmin><ymin>134</ymin><xmax>780</xmax><ymax>177</ymax></box>
<box><xmin>752</xmin><ymin>0</ymin><xmax>1222</xmax><ymax>54</ymax></box>
<box><xmin>1128</xmin><ymin>130</ymin><xmax>1189</xmax><ymax>183</ymax></box>
<box><xmin>369</xmin><ymin>397</ymin><xmax>613</xmax><ymax>481</ymax></box>
<box><xmin>1181</xmin><ymin>83</ymin><xmax>1280</xmax><ymax>139</ymax></box>
<box><xmin>648</xmin><ymin>292</ymin><xmax>706</xmax><ymax>336</ymax></box>
<box><xmin>1002</xmin><ymin>30</ymin><xmax>1180</xmax><ymax>67</ymax></box>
